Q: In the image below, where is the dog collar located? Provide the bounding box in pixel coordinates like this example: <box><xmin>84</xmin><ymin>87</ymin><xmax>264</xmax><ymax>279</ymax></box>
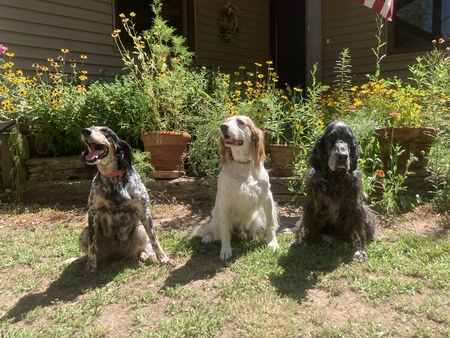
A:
<box><xmin>103</xmin><ymin>170</ymin><xmax>124</xmax><ymax>177</ymax></box>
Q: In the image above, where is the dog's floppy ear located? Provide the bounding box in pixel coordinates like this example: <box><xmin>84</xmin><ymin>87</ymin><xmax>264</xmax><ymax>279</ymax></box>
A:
<box><xmin>349</xmin><ymin>137</ymin><xmax>360</xmax><ymax>171</ymax></box>
<box><xmin>219</xmin><ymin>135</ymin><xmax>231</xmax><ymax>169</ymax></box>
<box><xmin>308</xmin><ymin>134</ymin><xmax>328</xmax><ymax>172</ymax></box>
<box><xmin>102</xmin><ymin>127</ymin><xmax>134</xmax><ymax>171</ymax></box>
<box><xmin>116</xmin><ymin>139</ymin><xmax>134</xmax><ymax>171</ymax></box>
<box><xmin>250</xmin><ymin>126</ymin><xmax>266</xmax><ymax>171</ymax></box>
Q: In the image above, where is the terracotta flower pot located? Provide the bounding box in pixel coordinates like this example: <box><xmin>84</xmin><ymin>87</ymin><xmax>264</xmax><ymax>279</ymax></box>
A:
<box><xmin>374</xmin><ymin>126</ymin><xmax>436</xmax><ymax>176</ymax></box>
<box><xmin>268</xmin><ymin>144</ymin><xmax>300</xmax><ymax>177</ymax></box>
<box><xmin>140</xmin><ymin>131</ymin><xmax>191</xmax><ymax>179</ymax></box>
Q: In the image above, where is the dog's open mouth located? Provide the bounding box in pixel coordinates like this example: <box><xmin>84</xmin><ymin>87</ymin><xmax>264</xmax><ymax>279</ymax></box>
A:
<box><xmin>85</xmin><ymin>142</ymin><xmax>108</xmax><ymax>163</ymax></box>
<box><xmin>223</xmin><ymin>134</ymin><xmax>244</xmax><ymax>146</ymax></box>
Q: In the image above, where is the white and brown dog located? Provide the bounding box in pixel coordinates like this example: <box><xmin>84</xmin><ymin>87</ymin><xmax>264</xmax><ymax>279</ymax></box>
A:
<box><xmin>194</xmin><ymin>116</ymin><xmax>279</xmax><ymax>260</ymax></box>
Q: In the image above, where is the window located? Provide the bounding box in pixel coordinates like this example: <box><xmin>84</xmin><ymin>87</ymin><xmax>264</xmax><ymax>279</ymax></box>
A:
<box><xmin>114</xmin><ymin>0</ymin><xmax>195</xmax><ymax>52</ymax></box>
<box><xmin>390</xmin><ymin>0</ymin><xmax>450</xmax><ymax>53</ymax></box>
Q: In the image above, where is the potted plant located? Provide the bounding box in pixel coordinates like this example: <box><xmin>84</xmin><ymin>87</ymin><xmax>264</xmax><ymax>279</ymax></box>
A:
<box><xmin>112</xmin><ymin>0</ymin><xmax>195</xmax><ymax>178</ymax></box>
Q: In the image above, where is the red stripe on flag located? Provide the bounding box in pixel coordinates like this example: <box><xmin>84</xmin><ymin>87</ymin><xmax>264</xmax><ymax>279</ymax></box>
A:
<box><xmin>357</xmin><ymin>0</ymin><xmax>393</xmax><ymax>21</ymax></box>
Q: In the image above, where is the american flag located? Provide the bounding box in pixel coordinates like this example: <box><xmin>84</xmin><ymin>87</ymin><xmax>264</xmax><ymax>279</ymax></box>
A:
<box><xmin>357</xmin><ymin>0</ymin><xmax>393</xmax><ymax>21</ymax></box>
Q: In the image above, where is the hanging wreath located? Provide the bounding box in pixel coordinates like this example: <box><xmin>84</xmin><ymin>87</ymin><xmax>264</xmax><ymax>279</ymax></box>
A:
<box><xmin>218</xmin><ymin>2</ymin><xmax>240</xmax><ymax>43</ymax></box>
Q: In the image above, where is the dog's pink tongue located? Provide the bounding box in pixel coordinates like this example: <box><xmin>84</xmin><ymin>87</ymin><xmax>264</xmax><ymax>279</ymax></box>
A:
<box><xmin>85</xmin><ymin>149</ymin><xmax>102</xmax><ymax>161</ymax></box>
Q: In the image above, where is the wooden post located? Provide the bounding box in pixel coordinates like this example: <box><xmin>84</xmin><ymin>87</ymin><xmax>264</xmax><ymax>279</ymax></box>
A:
<box><xmin>0</xmin><ymin>133</ymin><xmax>14</xmax><ymax>190</ymax></box>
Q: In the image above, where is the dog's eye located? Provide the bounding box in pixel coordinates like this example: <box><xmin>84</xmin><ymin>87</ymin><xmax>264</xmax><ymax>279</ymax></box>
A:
<box><xmin>329</xmin><ymin>132</ymin><xmax>337</xmax><ymax>141</ymax></box>
<box><xmin>237</xmin><ymin>119</ymin><xmax>246</xmax><ymax>126</ymax></box>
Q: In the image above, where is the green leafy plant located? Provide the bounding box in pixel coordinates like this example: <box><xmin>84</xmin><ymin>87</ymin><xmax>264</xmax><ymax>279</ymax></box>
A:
<box><xmin>132</xmin><ymin>149</ymin><xmax>154</xmax><ymax>186</ymax></box>
<box><xmin>0</xmin><ymin>46</ymin><xmax>92</xmax><ymax>155</ymax></box>
<box><xmin>112</xmin><ymin>0</ymin><xmax>195</xmax><ymax>135</ymax></box>
<box><xmin>368</xmin><ymin>145</ymin><xmax>419</xmax><ymax>215</ymax></box>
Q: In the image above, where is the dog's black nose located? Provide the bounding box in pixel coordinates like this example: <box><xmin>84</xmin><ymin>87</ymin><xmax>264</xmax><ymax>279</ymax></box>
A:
<box><xmin>337</xmin><ymin>153</ymin><xmax>348</xmax><ymax>162</ymax></box>
<box><xmin>82</xmin><ymin>128</ymin><xmax>92</xmax><ymax>137</ymax></box>
<box><xmin>220</xmin><ymin>124</ymin><xmax>229</xmax><ymax>133</ymax></box>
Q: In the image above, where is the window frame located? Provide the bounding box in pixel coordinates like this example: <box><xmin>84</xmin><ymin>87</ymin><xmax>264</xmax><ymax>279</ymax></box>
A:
<box><xmin>388</xmin><ymin>0</ymin><xmax>448</xmax><ymax>55</ymax></box>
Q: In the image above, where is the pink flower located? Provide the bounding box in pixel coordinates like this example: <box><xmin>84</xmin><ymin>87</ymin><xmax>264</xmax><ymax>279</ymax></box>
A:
<box><xmin>0</xmin><ymin>44</ymin><xmax>6</xmax><ymax>55</ymax></box>
<box><xmin>390</xmin><ymin>112</ymin><xmax>401</xmax><ymax>118</ymax></box>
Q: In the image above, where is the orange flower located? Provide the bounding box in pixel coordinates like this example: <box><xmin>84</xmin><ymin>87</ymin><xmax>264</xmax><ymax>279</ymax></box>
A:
<box><xmin>390</xmin><ymin>112</ymin><xmax>400</xmax><ymax>118</ymax></box>
<box><xmin>376</xmin><ymin>169</ymin><xmax>385</xmax><ymax>178</ymax></box>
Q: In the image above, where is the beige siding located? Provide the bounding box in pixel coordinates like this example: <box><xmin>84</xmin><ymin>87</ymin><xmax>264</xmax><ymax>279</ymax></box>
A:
<box><xmin>195</xmin><ymin>0</ymin><xmax>270</xmax><ymax>74</ymax></box>
<box><xmin>322</xmin><ymin>0</ymin><xmax>421</xmax><ymax>85</ymax></box>
<box><xmin>1</xmin><ymin>0</ymin><xmax>270</xmax><ymax>80</ymax></box>
<box><xmin>0</xmin><ymin>0</ymin><xmax>123</xmax><ymax>78</ymax></box>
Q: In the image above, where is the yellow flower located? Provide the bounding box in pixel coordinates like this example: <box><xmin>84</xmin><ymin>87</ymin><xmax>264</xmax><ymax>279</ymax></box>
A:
<box><xmin>61</xmin><ymin>48</ymin><xmax>69</xmax><ymax>54</ymax></box>
<box><xmin>80</xmin><ymin>55</ymin><xmax>88</xmax><ymax>59</ymax></box>
<box><xmin>79</xmin><ymin>75</ymin><xmax>88</xmax><ymax>81</ymax></box>
<box><xmin>130</xmin><ymin>12</ymin><xmax>136</xmax><ymax>17</ymax></box>
<box><xmin>19</xmin><ymin>89</ymin><xmax>27</xmax><ymax>96</ymax></box>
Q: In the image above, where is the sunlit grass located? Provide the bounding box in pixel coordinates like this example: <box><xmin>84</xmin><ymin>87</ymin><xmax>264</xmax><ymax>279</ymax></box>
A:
<box><xmin>0</xmin><ymin>214</ymin><xmax>449</xmax><ymax>337</ymax></box>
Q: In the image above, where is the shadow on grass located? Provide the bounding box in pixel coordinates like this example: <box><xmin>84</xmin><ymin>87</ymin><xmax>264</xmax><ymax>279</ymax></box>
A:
<box><xmin>162</xmin><ymin>235</ymin><xmax>270</xmax><ymax>288</ymax></box>
<box><xmin>2</xmin><ymin>257</ymin><xmax>140</xmax><ymax>323</ymax></box>
<box><xmin>270</xmin><ymin>242</ymin><xmax>354</xmax><ymax>302</ymax></box>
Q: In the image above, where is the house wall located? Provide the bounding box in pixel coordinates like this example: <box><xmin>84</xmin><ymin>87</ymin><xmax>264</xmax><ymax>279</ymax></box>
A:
<box><xmin>0</xmin><ymin>0</ymin><xmax>123</xmax><ymax>78</ymax></box>
<box><xmin>194</xmin><ymin>0</ymin><xmax>271</xmax><ymax>74</ymax></box>
<box><xmin>322</xmin><ymin>0</ymin><xmax>422</xmax><ymax>85</ymax></box>
<box><xmin>0</xmin><ymin>0</ymin><xmax>270</xmax><ymax>80</ymax></box>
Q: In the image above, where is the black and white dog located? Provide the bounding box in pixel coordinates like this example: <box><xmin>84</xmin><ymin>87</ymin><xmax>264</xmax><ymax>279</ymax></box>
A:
<box><xmin>79</xmin><ymin>126</ymin><xmax>174</xmax><ymax>273</ymax></box>
<box><xmin>291</xmin><ymin>121</ymin><xmax>375</xmax><ymax>261</ymax></box>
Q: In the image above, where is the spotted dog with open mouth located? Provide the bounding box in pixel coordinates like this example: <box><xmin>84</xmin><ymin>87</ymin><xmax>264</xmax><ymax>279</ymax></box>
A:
<box><xmin>77</xmin><ymin>126</ymin><xmax>174</xmax><ymax>273</ymax></box>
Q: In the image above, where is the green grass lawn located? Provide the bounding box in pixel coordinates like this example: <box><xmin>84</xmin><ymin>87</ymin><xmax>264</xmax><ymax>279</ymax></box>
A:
<box><xmin>0</xmin><ymin>204</ymin><xmax>449</xmax><ymax>338</ymax></box>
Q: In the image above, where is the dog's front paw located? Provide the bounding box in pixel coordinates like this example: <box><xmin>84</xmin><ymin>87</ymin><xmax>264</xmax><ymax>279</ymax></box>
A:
<box><xmin>267</xmin><ymin>238</ymin><xmax>279</xmax><ymax>249</ymax></box>
<box><xmin>354</xmin><ymin>250</ymin><xmax>368</xmax><ymax>262</ymax></box>
<box><xmin>201</xmin><ymin>234</ymin><xmax>214</xmax><ymax>243</ymax></box>
<box><xmin>220</xmin><ymin>246</ymin><xmax>233</xmax><ymax>260</ymax></box>
<box><xmin>159</xmin><ymin>255</ymin><xmax>176</xmax><ymax>266</ymax></box>
<box><xmin>84</xmin><ymin>256</ymin><xmax>98</xmax><ymax>274</ymax></box>
<box><xmin>85</xmin><ymin>264</ymin><xmax>97</xmax><ymax>274</ymax></box>
<box><xmin>289</xmin><ymin>237</ymin><xmax>305</xmax><ymax>249</ymax></box>
<box><xmin>140</xmin><ymin>250</ymin><xmax>158</xmax><ymax>263</ymax></box>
